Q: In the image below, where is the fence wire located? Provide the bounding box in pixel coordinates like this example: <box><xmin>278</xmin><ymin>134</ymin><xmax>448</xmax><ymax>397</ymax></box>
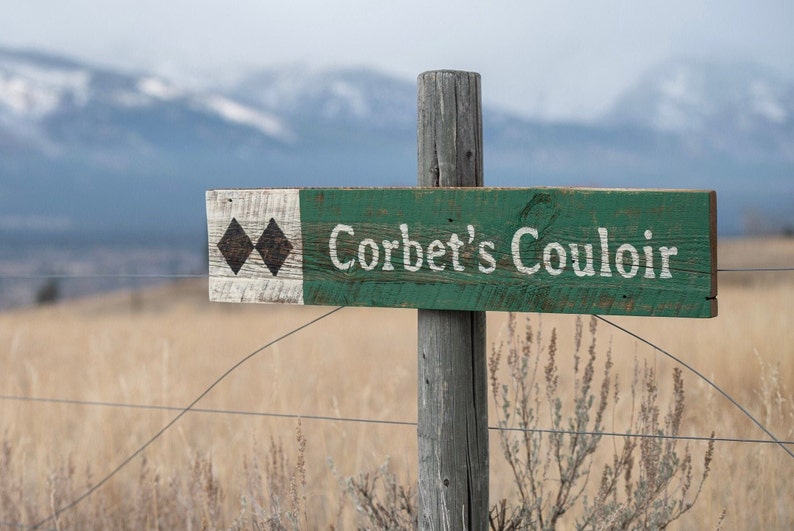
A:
<box><xmin>21</xmin><ymin>305</ymin><xmax>345</xmax><ymax>530</ymax></box>
<box><xmin>595</xmin><ymin>315</ymin><xmax>794</xmax><ymax>460</ymax></box>
<box><xmin>2</xmin><ymin>393</ymin><xmax>792</xmax><ymax>447</ymax></box>
<box><xmin>0</xmin><ymin>266</ymin><xmax>792</xmax><ymax>281</ymax></box>
<box><xmin>2</xmin><ymin>265</ymin><xmax>793</xmax><ymax>528</ymax></box>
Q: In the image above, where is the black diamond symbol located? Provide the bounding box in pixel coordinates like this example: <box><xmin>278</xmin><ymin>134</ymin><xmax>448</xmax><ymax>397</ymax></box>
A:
<box><xmin>217</xmin><ymin>218</ymin><xmax>253</xmax><ymax>275</ymax></box>
<box><xmin>256</xmin><ymin>218</ymin><xmax>293</xmax><ymax>276</ymax></box>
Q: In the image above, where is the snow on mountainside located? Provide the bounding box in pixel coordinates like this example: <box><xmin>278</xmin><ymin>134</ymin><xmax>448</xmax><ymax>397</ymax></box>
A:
<box><xmin>2</xmin><ymin>46</ymin><xmax>791</xmax><ymax>309</ymax></box>
<box><xmin>607</xmin><ymin>58</ymin><xmax>794</xmax><ymax>159</ymax></box>
<box><xmin>227</xmin><ymin>65</ymin><xmax>416</xmax><ymax>129</ymax></box>
<box><xmin>608</xmin><ymin>59</ymin><xmax>792</xmax><ymax>131</ymax></box>
<box><xmin>0</xmin><ymin>58</ymin><xmax>89</xmax><ymax>119</ymax></box>
<box><xmin>0</xmin><ymin>48</ymin><xmax>292</xmax><ymax>149</ymax></box>
<box><xmin>0</xmin><ymin>46</ymin><xmax>792</xmax><ymax>239</ymax></box>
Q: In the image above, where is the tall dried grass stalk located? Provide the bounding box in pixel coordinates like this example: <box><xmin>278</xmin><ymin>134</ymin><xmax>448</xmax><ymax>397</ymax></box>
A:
<box><xmin>488</xmin><ymin>314</ymin><xmax>715</xmax><ymax>530</ymax></box>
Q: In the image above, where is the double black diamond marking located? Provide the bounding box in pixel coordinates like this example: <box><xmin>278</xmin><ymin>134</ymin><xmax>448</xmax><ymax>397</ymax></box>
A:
<box><xmin>217</xmin><ymin>218</ymin><xmax>253</xmax><ymax>275</ymax></box>
<box><xmin>256</xmin><ymin>218</ymin><xmax>293</xmax><ymax>276</ymax></box>
<box><xmin>217</xmin><ymin>217</ymin><xmax>293</xmax><ymax>276</ymax></box>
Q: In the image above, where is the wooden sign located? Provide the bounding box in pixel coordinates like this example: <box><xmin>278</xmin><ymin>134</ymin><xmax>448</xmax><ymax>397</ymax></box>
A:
<box><xmin>206</xmin><ymin>187</ymin><xmax>717</xmax><ymax>317</ymax></box>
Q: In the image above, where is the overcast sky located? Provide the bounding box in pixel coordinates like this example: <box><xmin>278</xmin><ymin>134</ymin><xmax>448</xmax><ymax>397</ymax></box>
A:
<box><xmin>3</xmin><ymin>0</ymin><xmax>792</xmax><ymax>120</ymax></box>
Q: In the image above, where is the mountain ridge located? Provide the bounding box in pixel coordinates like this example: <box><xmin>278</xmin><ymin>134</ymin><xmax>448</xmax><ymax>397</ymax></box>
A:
<box><xmin>1</xmin><ymin>46</ymin><xmax>792</xmax><ymax>238</ymax></box>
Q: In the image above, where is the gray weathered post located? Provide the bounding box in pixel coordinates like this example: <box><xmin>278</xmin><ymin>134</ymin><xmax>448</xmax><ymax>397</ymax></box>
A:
<box><xmin>417</xmin><ymin>70</ymin><xmax>488</xmax><ymax>529</ymax></box>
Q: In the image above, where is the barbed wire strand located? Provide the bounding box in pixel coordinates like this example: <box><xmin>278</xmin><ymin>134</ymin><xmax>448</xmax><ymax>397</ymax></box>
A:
<box><xmin>25</xmin><ymin>305</ymin><xmax>346</xmax><ymax>530</ymax></box>
<box><xmin>2</xmin><ymin>270</ymin><xmax>791</xmax><ymax>525</ymax></box>
<box><xmin>3</xmin><ymin>393</ymin><xmax>793</xmax><ymax>447</ymax></box>
<box><xmin>4</xmin><ymin>307</ymin><xmax>791</xmax><ymax>526</ymax></box>
<box><xmin>595</xmin><ymin>315</ymin><xmax>794</xmax><ymax>460</ymax></box>
<box><xmin>0</xmin><ymin>266</ymin><xmax>792</xmax><ymax>281</ymax></box>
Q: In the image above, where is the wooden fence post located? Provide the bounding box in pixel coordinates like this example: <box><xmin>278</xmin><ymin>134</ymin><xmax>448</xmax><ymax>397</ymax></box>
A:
<box><xmin>417</xmin><ymin>70</ymin><xmax>488</xmax><ymax>529</ymax></box>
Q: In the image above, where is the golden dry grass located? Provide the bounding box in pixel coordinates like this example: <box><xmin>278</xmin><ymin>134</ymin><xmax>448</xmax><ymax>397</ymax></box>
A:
<box><xmin>0</xmin><ymin>236</ymin><xmax>792</xmax><ymax>528</ymax></box>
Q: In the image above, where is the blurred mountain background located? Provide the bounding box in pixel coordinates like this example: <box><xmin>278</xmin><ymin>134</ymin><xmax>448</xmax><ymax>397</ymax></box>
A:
<box><xmin>1</xmin><ymin>46</ymin><xmax>792</xmax><ymax>306</ymax></box>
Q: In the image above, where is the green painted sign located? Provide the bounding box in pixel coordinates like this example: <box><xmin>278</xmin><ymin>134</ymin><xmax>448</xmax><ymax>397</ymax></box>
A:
<box><xmin>206</xmin><ymin>188</ymin><xmax>717</xmax><ymax>317</ymax></box>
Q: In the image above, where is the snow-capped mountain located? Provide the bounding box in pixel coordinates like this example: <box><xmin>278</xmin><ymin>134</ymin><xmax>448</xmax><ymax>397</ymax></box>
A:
<box><xmin>1</xmin><ymin>46</ymin><xmax>792</xmax><ymax>241</ymax></box>
<box><xmin>606</xmin><ymin>58</ymin><xmax>794</xmax><ymax>160</ymax></box>
<box><xmin>0</xmin><ymin>47</ymin><xmax>292</xmax><ymax>154</ymax></box>
<box><xmin>609</xmin><ymin>59</ymin><xmax>791</xmax><ymax>131</ymax></box>
<box><xmin>228</xmin><ymin>65</ymin><xmax>416</xmax><ymax>129</ymax></box>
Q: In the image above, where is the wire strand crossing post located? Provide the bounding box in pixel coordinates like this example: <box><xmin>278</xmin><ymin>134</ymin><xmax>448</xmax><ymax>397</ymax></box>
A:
<box><xmin>417</xmin><ymin>70</ymin><xmax>489</xmax><ymax>529</ymax></box>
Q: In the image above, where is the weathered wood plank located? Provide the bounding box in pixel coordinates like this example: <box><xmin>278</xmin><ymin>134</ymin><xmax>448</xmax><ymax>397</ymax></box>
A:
<box><xmin>416</xmin><ymin>70</ymin><xmax>488</xmax><ymax>531</ymax></box>
<box><xmin>206</xmin><ymin>187</ymin><xmax>718</xmax><ymax>318</ymax></box>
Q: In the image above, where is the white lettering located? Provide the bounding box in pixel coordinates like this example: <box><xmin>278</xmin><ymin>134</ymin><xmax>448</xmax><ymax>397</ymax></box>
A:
<box><xmin>401</xmin><ymin>223</ymin><xmax>423</xmax><ymax>272</ymax></box>
<box><xmin>357</xmin><ymin>238</ymin><xmax>379</xmax><ymax>271</ymax></box>
<box><xmin>598</xmin><ymin>227</ymin><xmax>612</xmax><ymax>277</ymax></box>
<box><xmin>329</xmin><ymin>224</ymin><xmax>355</xmax><ymax>271</ymax></box>
<box><xmin>615</xmin><ymin>243</ymin><xmax>639</xmax><ymax>278</ymax></box>
<box><xmin>382</xmin><ymin>240</ymin><xmax>398</xmax><ymax>271</ymax></box>
<box><xmin>659</xmin><ymin>246</ymin><xmax>678</xmax><ymax>279</ymax></box>
<box><xmin>448</xmin><ymin>233</ymin><xmax>465</xmax><ymax>271</ymax></box>
<box><xmin>478</xmin><ymin>241</ymin><xmax>496</xmax><ymax>274</ymax></box>
<box><xmin>512</xmin><ymin>227</ymin><xmax>540</xmax><ymax>276</ymax></box>
<box><xmin>427</xmin><ymin>240</ymin><xmax>446</xmax><ymax>271</ymax></box>
<box><xmin>643</xmin><ymin>229</ymin><xmax>655</xmax><ymax>278</ymax></box>
<box><xmin>543</xmin><ymin>242</ymin><xmax>567</xmax><ymax>276</ymax></box>
<box><xmin>328</xmin><ymin>223</ymin><xmax>679</xmax><ymax>280</ymax></box>
<box><xmin>569</xmin><ymin>243</ymin><xmax>595</xmax><ymax>277</ymax></box>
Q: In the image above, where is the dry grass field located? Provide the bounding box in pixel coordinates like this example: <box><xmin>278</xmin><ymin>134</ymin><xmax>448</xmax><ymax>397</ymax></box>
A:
<box><xmin>1</xmin><ymin>237</ymin><xmax>792</xmax><ymax>529</ymax></box>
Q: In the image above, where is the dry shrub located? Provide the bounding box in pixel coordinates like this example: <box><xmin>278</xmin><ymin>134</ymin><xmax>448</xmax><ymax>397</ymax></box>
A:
<box><xmin>723</xmin><ymin>352</ymin><xmax>794</xmax><ymax>529</ymax></box>
<box><xmin>0</xmin><ymin>423</ymin><xmax>309</xmax><ymax>531</ymax></box>
<box><xmin>228</xmin><ymin>420</ymin><xmax>309</xmax><ymax>530</ymax></box>
<box><xmin>336</xmin><ymin>458</ymin><xmax>415</xmax><ymax>530</ymax></box>
<box><xmin>488</xmin><ymin>314</ymin><xmax>715</xmax><ymax>530</ymax></box>
<box><xmin>341</xmin><ymin>313</ymin><xmax>718</xmax><ymax>530</ymax></box>
<box><xmin>3</xmin><ymin>260</ymin><xmax>791</xmax><ymax>529</ymax></box>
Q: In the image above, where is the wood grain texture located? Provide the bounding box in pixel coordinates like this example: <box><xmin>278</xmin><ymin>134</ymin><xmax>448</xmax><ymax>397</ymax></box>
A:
<box><xmin>417</xmin><ymin>70</ymin><xmax>483</xmax><ymax>188</ymax></box>
<box><xmin>204</xmin><ymin>68</ymin><xmax>718</xmax><ymax>530</ymax></box>
<box><xmin>206</xmin><ymin>187</ymin><xmax>718</xmax><ymax>318</ymax></box>
<box><xmin>206</xmin><ymin>189</ymin><xmax>304</xmax><ymax>304</ymax></box>
<box><xmin>416</xmin><ymin>70</ymin><xmax>488</xmax><ymax>531</ymax></box>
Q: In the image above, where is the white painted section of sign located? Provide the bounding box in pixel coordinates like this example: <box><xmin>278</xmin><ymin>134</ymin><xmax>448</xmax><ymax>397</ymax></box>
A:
<box><xmin>206</xmin><ymin>188</ymin><xmax>304</xmax><ymax>304</ymax></box>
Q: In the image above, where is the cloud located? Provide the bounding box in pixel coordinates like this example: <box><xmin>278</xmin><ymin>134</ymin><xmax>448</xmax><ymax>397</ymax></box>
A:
<box><xmin>2</xmin><ymin>0</ymin><xmax>792</xmax><ymax>120</ymax></box>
